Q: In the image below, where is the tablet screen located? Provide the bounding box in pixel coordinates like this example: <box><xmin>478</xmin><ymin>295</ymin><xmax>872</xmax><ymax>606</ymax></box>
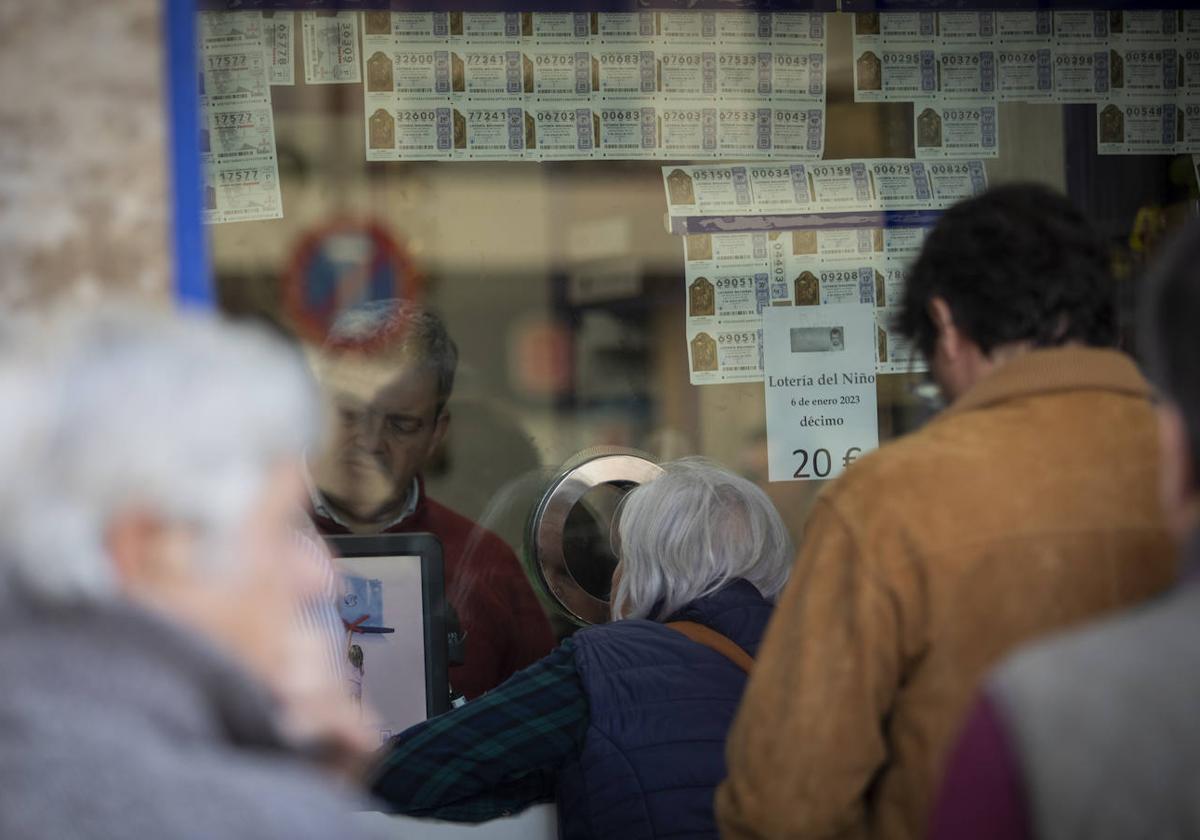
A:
<box><xmin>337</xmin><ymin>554</ymin><xmax>429</xmax><ymax>744</ymax></box>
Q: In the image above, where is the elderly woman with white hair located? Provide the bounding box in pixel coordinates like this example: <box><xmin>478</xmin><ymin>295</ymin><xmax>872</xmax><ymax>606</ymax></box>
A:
<box><xmin>0</xmin><ymin>309</ymin><xmax>390</xmax><ymax>840</ymax></box>
<box><xmin>371</xmin><ymin>458</ymin><xmax>793</xmax><ymax>839</ymax></box>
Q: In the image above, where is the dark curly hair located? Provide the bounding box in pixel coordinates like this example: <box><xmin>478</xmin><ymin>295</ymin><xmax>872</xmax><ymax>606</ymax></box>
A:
<box><xmin>1140</xmin><ymin>220</ymin><xmax>1200</xmax><ymax>487</ymax></box>
<box><xmin>898</xmin><ymin>184</ymin><xmax>1117</xmax><ymax>362</ymax></box>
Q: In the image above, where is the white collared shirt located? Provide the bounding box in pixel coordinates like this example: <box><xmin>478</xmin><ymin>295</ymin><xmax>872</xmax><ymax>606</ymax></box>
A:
<box><xmin>304</xmin><ymin>471</ymin><xmax>421</xmax><ymax>532</ymax></box>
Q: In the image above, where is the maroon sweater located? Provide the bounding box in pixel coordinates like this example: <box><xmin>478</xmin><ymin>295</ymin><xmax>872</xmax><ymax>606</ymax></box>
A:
<box><xmin>312</xmin><ymin>484</ymin><xmax>555</xmax><ymax>700</ymax></box>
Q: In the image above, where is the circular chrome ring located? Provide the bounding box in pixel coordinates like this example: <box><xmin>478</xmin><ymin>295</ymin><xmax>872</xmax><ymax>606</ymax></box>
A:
<box><xmin>529</xmin><ymin>453</ymin><xmax>663</xmax><ymax>626</ymax></box>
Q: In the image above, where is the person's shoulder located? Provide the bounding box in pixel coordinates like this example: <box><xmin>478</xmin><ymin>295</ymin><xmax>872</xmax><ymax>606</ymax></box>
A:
<box><xmin>992</xmin><ymin>584</ymin><xmax>1200</xmax><ymax>723</ymax></box>
<box><xmin>573</xmin><ymin>618</ymin><xmax>696</xmax><ymax>658</ymax></box>
<box><xmin>0</xmin><ymin>731</ymin><xmax>387</xmax><ymax>840</ymax></box>
<box><xmin>571</xmin><ymin>622</ymin><xmax>648</xmax><ymax>678</ymax></box>
<box><xmin>420</xmin><ymin>494</ymin><xmax>491</xmax><ymax>534</ymax></box>
<box><xmin>984</xmin><ymin>584</ymin><xmax>1200</xmax><ymax>834</ymax></box>
<box><xmin>818</xmin><ymin>395</ymin><xmax>1064</xmax><ymax>514</ymax></box>
<box><xmin>817</xmin><ymin>418</ymin><xmax>952</xmax><ymax>515</ymax></box>
<box><xmin>575</xmin><ymin>617</ymin><xmax>658</xmax><ymax>647</ymax></box>
<box><xmin>578</xmin><ymin>617</ymin><xmax>662</xmax><ymax>638</ymax></box>
<box><xmin>420</xmin><ymin>494</ymin><xmax>473</xmax><ymax>527</ymax></box>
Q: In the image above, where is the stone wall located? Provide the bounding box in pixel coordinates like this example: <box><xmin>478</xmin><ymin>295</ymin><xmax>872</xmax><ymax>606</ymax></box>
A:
<box><xmin>0</xmin><ymin>1</ymin><xmax>171</xmax><ymax>310</ymax></box>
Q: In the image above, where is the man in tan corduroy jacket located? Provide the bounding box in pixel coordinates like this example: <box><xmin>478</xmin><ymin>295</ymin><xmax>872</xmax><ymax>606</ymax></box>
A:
<box><xmin>716</xmin><ymin>185</ymin><xmax>1177</xmax><ymax>840</ymax></box>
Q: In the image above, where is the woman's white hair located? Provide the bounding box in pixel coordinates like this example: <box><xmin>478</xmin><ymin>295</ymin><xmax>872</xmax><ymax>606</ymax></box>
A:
<box><xmin>0</xmin><ymin>305</ymin><xmax>320</xmax><ymax>602</ymax></box>
<box><xmin>611</xmin><ymin>457</ymin><xmax>793</xmax><ymax>621</ymax></box>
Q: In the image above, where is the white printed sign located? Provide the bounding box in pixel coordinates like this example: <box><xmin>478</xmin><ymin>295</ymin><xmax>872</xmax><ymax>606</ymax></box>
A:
<box><xmin>764</xmin><ymin>305</ymin><xmax>880</xmax><ymax>482</ymax></box>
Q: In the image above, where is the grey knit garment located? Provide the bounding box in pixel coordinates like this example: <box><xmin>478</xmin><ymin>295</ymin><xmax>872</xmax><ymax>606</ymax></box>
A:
<box><xmin>990</xmin><ymin>576</ymin><xmax>1200</xmax><ymax>840</ymax></box>
<box><xmin>0</xmin><ymin>579</ymin><xmax>391</xmax><ymax>840</ymax></box>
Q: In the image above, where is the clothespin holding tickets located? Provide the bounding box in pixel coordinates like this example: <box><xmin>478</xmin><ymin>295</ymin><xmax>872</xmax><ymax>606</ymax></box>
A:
<box><xmin>1130</xmin><ymin>205</ymin><xmax>1165</xmax><ymax>255</ymax></box>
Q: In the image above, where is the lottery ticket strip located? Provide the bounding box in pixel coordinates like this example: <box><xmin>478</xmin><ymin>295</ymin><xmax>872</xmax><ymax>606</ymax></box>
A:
<box><xmin>305</xmin><ymin>12</ymin><xmax>362</xmax><ymax>85</ymax></box>
<box><xmin>662</xmin><ymin>159</ymin><xmax>990</xmax><ymax>384</ymax></box>
<box><xmin>198</xmin><ymin>11</ymin><xmax>292</xmax><ymax>223</ymax></box>
<box><xmin>851</xmin><ymin>10</ymin><xmax>1200</xmax><ymax>157</ymax></box>
<box><xmin>361</xmin><ymin>10</ymin><xmax>827</xmax><ymax>161</ymax></box>
<box><xmin>197</xmin><ymin>9</ymin><xmax>1200</xmax><ymax>225</ymax></box>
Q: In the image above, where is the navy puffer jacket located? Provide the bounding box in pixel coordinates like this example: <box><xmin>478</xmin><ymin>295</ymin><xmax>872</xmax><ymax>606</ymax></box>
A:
<box><xmin>556</xmin><ymin>579</ymin><xmax>773</xmax><ymax>840</ymax></box>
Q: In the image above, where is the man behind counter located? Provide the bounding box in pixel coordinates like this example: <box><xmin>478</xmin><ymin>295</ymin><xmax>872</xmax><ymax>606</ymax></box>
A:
<box><xmin>307</xmin><ymin>300</ymin><xmax>554</xmax><ymax>699</ymax></box>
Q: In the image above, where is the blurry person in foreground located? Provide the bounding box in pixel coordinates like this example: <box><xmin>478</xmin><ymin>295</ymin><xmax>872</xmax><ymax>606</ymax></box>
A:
<box><xmin>931</xmin><ymin>220</ymin><xmax>1200</xmax><ymax>840</ymax></box>
<box><xmin>0</xmin><ymin>309</ymin><xmax>389</xmax><ymax>840</ymax></box>
<box><xmin>717</xmin><ymin>184</ymin><xmax>1176</xmax><ymax>840</ymax></box>
<box><xmin>370</xmin><ymin>459</ymin><xmax>791</xmax><ymax>839</ymax></box>
<box><xmin>307</xmin><ymin>300</ymin><xmax>553</xmax><ymax>699</ymax></box>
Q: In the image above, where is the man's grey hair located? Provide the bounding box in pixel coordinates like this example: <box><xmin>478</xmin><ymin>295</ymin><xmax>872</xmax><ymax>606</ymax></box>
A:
<box><xmin>611</xmin><ymin>458</ymin><xmax>793</xmax><ymax>621</ymax></box>
<box><xmin>0</xmin><ymin>306</ymin><xmax>321</xmax><ymax>602</ymax></box>
<box><xmin>325</xmin><ymin>299</ymin><xmax>458</xmax><ymax>413</ymax></box>
<box><xmin>0</xmin><ymin>319</ymin><xmax>48</xmax><ymax>569</ymax></box>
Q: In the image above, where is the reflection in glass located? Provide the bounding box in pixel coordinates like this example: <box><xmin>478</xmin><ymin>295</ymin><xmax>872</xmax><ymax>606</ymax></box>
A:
<box><xmin>561</xmin><ymin>481</ymin><xmax>634</xmax><ymax>603</ymax></box>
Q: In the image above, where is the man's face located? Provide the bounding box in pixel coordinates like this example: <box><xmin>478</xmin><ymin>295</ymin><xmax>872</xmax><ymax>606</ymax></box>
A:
<box><xmin>925</xmin><ymin>297</ymin><xmax>988</xmax><ymax>404</ymax></box>
<box><xmin>310</xmin><ymin>351</ymin><xmax>447</xmax><ymax>520</ymax></box>
<box><xmin>216</xmin><ymin>463</ymin><xmax>326</xmax><ymax>684</ymax></box>
<box><xmin>112</xmin><ymin>461</ymin><xmax>323</xmax><ymax>691</ymax></box>
<box><xmin>930</xmin><ymin>339</ymin><xmax>972</xmax><ymax>403</ymax></box>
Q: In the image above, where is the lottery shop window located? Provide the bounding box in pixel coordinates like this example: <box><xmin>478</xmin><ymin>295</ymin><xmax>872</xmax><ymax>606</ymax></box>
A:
<box><xmin>198</xmin><ymin>4</ymin><xmax>1199</xmax><ymax>576</ymax></box>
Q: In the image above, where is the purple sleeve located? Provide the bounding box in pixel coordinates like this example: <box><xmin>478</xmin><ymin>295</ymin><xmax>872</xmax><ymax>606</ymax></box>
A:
<box><xmin>928</xmin><ymin>692</ymin><xmax>1034</xmax><ymax>840</ymax></box>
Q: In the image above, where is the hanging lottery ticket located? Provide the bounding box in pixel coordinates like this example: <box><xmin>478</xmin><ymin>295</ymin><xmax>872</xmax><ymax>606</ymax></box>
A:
<box><xmin>303</xmin><ymin>12</ymin><xmax>361</xmax><ymax>84</ymax></box>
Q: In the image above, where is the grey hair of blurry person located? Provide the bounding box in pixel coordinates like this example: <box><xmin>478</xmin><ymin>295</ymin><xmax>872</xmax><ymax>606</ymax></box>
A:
<box><xmin>0</xmin><ymin>306</ymin><xmax>346</xmax><ymax>701</ymax></box>
<box><xmin>0</xmin><ymin>311</ymin><xmax>400</xmax><ymax>838</ymax></box>
<box><xmin>3</xmin><ymin>307</ymin><xmax>319</xmax><ymax>597</ymax></box>
<box><xmin>610</xmin><ymin>458</ymin><xmax>793</xmax><ymax>622</ymax></box>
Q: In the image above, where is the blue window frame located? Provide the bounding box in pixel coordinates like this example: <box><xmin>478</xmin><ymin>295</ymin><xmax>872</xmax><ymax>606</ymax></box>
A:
<box><xmin>164</xmin><ymin>0</ymin><xmax>214</xmax><ymax>308</ymax></box>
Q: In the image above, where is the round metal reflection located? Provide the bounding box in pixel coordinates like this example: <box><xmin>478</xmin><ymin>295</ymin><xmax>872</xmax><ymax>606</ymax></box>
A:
<box><xmin>529</xmin><ymin>454</ymin><xmax>664</xmax><ymax>626</ymax></box>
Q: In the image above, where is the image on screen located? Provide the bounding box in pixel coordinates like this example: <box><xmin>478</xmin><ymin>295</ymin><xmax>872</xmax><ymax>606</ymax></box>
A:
<box><xmin>336</xmin><ymin>554</ymin><xmax>429</xmax><ymax>745</ymax></box>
